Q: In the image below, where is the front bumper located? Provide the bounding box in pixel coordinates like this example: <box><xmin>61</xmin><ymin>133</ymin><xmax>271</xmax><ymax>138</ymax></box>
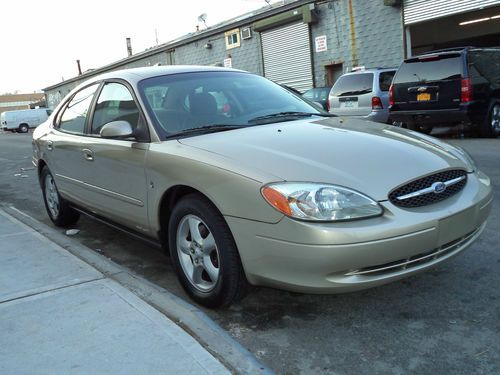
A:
<box><xmin>226</xmin><ymin>171</ymin><xmax>492</xmax><ymax>293</ymax></box>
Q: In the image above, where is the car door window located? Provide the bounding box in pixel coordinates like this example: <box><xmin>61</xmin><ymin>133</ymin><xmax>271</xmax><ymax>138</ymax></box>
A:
<box><xmin>91</xmin><ymin>83</ymin><xmax>141</xmax><ymax>136</ymax></box>
<box><xmin>58</xmin><ymin>84</ymin><xmax>99</xmax><ymax>134</ymax></box>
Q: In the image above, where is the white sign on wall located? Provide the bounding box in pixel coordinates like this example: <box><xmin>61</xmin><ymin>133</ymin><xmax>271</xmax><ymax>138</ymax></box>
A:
<box><xmin>315</xmin><ymin>35</ymin><xmax>327</xmax><ymax>53</ymax></box>
<box><xmin>224</xmin><ymin>58</ymin><xmax>232</xmax><ymax>68</ymax></box>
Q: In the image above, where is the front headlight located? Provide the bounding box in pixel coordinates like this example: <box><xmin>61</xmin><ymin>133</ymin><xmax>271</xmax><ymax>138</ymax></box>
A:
<box><xmin>261</xmin><ymin>182</ymin><xmax>383</xmax><ymax>222</ymax></box>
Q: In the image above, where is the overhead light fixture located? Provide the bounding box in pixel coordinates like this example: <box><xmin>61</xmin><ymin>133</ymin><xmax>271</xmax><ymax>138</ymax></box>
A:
<box><xmin>459</xmin><ymin>14</ymin><xmax>500</xmax><ymax>25</ymax></box>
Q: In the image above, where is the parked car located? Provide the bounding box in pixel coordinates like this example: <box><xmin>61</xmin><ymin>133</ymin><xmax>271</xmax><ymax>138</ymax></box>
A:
<box><xmin>389</xmin><ymin>47</ymin><xmax>500</xmax><ymax>137</ymax></box>
<box><xmin>33</xmin><ymin>66</ymin><xmax>492</xmax><ymax>307</ymax></box>
<box><xmin>303</xmin><ymin>87</ymin><xmax>331</xmax><ymax>111</ymax></box>
<box><xmin>1</xmin><ymin>108</ymin><xmax>52</xmax><ymax>133</ymax></box>
<box><xmin>328</xmin><ymin>68</ymin><xmax>396</xmax><ymax>123</ymax></box>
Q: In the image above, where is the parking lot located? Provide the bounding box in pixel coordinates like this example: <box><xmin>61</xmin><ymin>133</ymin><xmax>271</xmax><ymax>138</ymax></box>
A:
<box><xmin>1</xmin><ymin>129</ymin><xmax>499</xmax><ymax>374</ymax></box>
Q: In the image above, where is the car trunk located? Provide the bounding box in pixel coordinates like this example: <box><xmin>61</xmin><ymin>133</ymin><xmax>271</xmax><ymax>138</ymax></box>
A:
<box><xmin>392</xmin><ymin>54</ymin><xmax>464</xmax><ymax>111</ymax></box>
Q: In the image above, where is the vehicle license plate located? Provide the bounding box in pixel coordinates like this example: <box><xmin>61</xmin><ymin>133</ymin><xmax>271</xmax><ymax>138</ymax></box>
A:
<box><xmin>417</xmin><ymin>93</ymin><xmax>431</xmax><ymax>101</ymax></box>
<box><xmin>340</xmin><ymin>98</ymin><xmax>358</xmax><ymax>108</ymax></box>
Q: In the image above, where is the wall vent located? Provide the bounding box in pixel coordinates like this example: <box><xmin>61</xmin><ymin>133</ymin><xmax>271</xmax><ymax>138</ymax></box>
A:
<box><xmin>241</xmin><ymin>27</ymin><xmax>252</xmax><ymax>40</ymax></box>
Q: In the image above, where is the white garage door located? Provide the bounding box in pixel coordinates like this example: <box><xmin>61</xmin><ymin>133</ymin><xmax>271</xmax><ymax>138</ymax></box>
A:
<box><xmin>261</xmin><ymin>22</ymin><xmax>313</xmax><ymax>93</ymax></box>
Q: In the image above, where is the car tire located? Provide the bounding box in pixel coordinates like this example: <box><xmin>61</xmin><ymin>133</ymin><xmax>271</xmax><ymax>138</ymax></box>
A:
<box><xmin>41</xmin><ymin>166</ymin><xmax>80</xmax><ymax>227</ymax></box>
<box><xmin>18</xmin><ymin>124</ymin><xmax>29</xmax><ymax>133</ymax></box>
<box><xmin>478</xmin><ymin>101</ymin><xmax>500</xmax><ymax>138</ymax></box>
<box><xmin>168</xmin><ymin>194</ymin><xmax>247</xmax><ymax>308</ymax></box>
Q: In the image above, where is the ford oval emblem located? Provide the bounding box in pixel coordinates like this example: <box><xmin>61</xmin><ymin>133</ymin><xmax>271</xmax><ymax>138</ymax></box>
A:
<box><xmin>432</xmin><ymin>181</ymin><xmax>446</xmax><ymax>194</ymax></box>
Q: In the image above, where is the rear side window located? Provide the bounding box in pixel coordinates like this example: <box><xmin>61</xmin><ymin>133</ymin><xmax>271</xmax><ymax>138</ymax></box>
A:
<box><xmin>394</xmin><ymin>54</ymin><xmax>463</xmax><ymax>84</ymax></box>
<box><xmin>58</xmin><ymin>84</ymin><xmax>99</xmax><ymax>134</ymax></box>
<box><xmin>330</xmin><ymin>73</ymin><xmax>373</xmax><ymax>97</ymax></box>
<box><xmin>468</xmin><ymin>49</ymin><xmax>500</xmax><ymax>88</ymax></box>
<box><xmin>379</xmin><ymin>71</ymin><xmax>395</xmax><ymax>91</ymax></box>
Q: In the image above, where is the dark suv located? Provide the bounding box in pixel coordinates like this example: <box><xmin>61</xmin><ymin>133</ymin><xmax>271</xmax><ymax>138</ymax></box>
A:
<box><xmin>389</xmin><ymin>47</ymin><xmax>500</xmax><ymax>137</ymax></box>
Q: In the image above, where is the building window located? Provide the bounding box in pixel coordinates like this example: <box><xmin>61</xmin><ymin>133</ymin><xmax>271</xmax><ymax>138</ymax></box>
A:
<box><xmin>225</xmin><ymin>28</ymin><xmax>240</xmax><ymax>50</ymax></box>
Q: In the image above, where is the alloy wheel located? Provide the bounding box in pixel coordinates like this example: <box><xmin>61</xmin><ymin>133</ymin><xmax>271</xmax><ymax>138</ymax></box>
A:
<box><xmin>491</xmin><ymin>103</ymin><xmax>500</xmax><ymax>133</ymax></box>
<box><xmin>44</xmin><ymin>174</ymin><xmax>60</xmax><ymax>218</ymax></box>
<box><xmin>176</xmin><ymin>214</ymin><xmax>220</xmax><ymax>292</ymax></box>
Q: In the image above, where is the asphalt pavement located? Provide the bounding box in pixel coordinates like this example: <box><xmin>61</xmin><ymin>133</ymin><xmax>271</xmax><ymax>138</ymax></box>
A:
<box><xmin>0</xmin><ymin>129</ymin><xmax>499</xmax><ymax>374</ymax></box>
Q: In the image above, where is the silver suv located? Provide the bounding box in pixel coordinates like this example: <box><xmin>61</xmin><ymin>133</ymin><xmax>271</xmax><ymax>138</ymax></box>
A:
<box><xmin>328</xmin><ymin>68</ymin><xmax>396</xmax><ymax>123</ymax></box>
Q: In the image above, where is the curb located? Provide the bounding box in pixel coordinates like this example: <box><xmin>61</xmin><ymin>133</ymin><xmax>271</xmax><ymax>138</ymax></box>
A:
<box><xmin>3</xmin><ymin>204</ymin><xmax>273</xmax><ymax>375</ymax></box>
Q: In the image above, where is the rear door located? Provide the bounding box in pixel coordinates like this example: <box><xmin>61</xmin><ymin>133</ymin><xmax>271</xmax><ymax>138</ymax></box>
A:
<box><xmin>329</xmin><ymin>73</ymin><xmax>374</xmax><ymax>116</ymax></box>
<box><xmin>46</xmin><ymin>83</ymin><xmax>100</xmax><ymax>206</ymax></box>
<box><xmin>392</xmin><ymin>53</ymin><xmax>463</xmax><ymax>111</ymax></box>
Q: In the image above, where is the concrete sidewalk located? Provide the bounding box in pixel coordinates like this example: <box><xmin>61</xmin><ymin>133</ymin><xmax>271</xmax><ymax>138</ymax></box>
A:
<box><xmin>0</xmin><ymin>208</ymin><xmax>230</xmax><ymax>375</ymax></box>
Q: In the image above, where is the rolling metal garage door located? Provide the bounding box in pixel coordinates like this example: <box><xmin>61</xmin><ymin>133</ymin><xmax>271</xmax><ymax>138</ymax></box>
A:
<box><xmin>261</xmin><ymin>22</ymin><xmax>313</xmax><ymax>93</ymax></box>
<box><xmin>404</xmin><ymin>0</ymin><xmax>500</xmax><ymax>25</ymax></box>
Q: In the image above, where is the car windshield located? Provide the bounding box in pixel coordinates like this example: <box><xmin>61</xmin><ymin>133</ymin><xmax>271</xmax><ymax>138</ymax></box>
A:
<box><xmin>138</xmin><ymin>71</ymin><xmax>322</xmax><ymax>138</ymax></box>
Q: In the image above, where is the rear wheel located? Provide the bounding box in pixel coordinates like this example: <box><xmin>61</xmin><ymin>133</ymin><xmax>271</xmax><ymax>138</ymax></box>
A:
<box><xmin>478</xmin><ymin>102</ymin><xmax>500</xmax><ymax>138</ymax></box>
<box><xmin>18</xmin><ymin>124</ymin><xmax>29</xmax><ymax>133</ymax></box>
<box><xmin>168</xmin><ymin>194</ymin><xmax>247</xmax><ymax>308</ymax></box>
<box><xmin>41</xmin><ymin>166</ymin><xmax>80</xmax><ymax>226</ymax></box>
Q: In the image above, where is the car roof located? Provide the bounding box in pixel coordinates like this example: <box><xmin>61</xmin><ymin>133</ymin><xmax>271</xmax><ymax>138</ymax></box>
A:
<box><xmin>338</xmin><ymin>68</ymin><xmax>397</xmax><ymax>77</ymax></box>
<box><xmin>79</xmin><ymin>65</ymin><xmax>247</xmax><ymax>87</ymax></box>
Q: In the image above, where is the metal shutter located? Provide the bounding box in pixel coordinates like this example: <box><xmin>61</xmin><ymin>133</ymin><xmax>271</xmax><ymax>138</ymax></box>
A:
<box><xmin>403</xmin><ymin>0</ymin><xmax>500</xmax><ymax>25</ymax></box>
<box><xmin>261</xmin><ymin>22</ymin><xmax>313</xmax><ymax>93</ymax></box>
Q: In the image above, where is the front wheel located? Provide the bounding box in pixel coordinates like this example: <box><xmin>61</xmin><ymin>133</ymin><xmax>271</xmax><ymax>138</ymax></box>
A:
<box><xmin>478</xmin><ymin>102</ymin><xmax>500</xmax><ymax>138</ymax></box>
<box><xmin>168</xmin><ymin>194</ymin><xmax>247</xmax><ymax>308</ymax></box>
<box><xmin>41</xmin><ymin>166</ymin><xmax>80</xmax><ymax>227</ymax></box>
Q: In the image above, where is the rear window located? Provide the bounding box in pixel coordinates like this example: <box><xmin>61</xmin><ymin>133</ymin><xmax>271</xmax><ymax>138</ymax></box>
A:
<box><xmin>394</xmin><ymin>54</ymin><xmax>463</xmax><ymax>84</ymax></box>
<box><xmin>330</xmin><ymin>73</ymin><xmax>373</xmax><ymax>97</ymax></box>
<box><xmin>379</xmin><ymin>71</ymin><xmax>395</xmax><ymax>91</ymax></box>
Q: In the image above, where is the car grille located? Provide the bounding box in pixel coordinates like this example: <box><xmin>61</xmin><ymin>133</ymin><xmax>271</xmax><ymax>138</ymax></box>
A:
<box><xmin>389</xmin><ymin>169</ymin><xmax>467</xmax><ymax>208</ymax></box>
<box><xmin>345</xmin><ymin>225</ymin><xmax>483</xmax><ymax>277</ymax></box>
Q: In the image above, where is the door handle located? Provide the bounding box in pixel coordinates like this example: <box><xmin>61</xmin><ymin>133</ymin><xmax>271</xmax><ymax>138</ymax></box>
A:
<box><xmin>46</xmin><ymin>141</ymin><xmax>53</xmax><ymax>151</ymax></box>
<box><xmin>82</xmin><ymin>148</ymin><xmax>94</xmax><ymax>161</ymax></box>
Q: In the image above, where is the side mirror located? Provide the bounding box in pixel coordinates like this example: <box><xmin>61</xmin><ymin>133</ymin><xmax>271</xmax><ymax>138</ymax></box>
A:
<box><xmin>100</xmin><ymin>121</ymin><xmax>134</xmax><ymax>139</ymax></box>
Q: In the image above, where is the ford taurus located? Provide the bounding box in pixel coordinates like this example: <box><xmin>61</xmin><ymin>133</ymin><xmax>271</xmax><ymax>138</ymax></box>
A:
<box><xmin>33</xmin><ymin>66</ymin><xmax>492</xmax><ymax>307</ymax></box>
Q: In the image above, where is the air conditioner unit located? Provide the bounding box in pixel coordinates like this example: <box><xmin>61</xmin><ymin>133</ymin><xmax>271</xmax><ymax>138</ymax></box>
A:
<box><xmin>241</xmin><ymin>27</ymin><xmax>252</xmax><ymax>40</ymax></box>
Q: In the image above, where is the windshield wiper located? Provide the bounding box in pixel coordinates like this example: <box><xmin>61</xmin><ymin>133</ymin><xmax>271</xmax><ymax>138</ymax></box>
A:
<box><xmin>165</xmin><ymin>124</ymin><xmax>242</xmax><ymax>139</ymax></box>
<box><xmin>338</xmin><ymin>88</ymin><xmax>371</xmax><ymax>96</ymax></box>
<box><xmin>248</xmin><ymin>111</ymin><xmax>335</xmax><ymax>124</ymax></box>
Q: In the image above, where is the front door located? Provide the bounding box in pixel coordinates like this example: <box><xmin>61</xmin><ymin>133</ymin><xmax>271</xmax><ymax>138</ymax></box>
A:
<box><xmin>82</xmin><ymin>82</ymin><xmax>150</xmax><ymax>234</ymax></box>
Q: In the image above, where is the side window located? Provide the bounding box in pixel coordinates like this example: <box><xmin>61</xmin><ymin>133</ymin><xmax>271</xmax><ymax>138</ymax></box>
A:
<box><xmin>58</xmin><ymin>84</ymin><xmax>99</xmax><ymax>134</ymax></box>
<box><xmin>91</xmin><ymin>83</ymin><xmax>140</xmax><ymax>135</ymax></box>
<box><xmin>379</xmin><ymin>71</ymin><xmax>395</xmax><ymax>91</ymax></box>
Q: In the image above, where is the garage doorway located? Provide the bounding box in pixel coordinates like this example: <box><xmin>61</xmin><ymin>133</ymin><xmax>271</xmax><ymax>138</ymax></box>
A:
<box><xmin>325</xmin><ymin>63</ymin><xmax>343</xmax><ymax>86</ymax></box>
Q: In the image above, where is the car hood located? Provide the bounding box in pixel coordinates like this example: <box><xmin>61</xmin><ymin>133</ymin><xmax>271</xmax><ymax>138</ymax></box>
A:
<box><xmin>178</xmin><ymin>117</ymin><xmax>471</xmax><ymax>201</ymax></box>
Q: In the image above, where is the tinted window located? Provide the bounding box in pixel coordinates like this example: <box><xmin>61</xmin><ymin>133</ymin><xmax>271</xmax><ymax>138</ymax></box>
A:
<box><xmin>394</xmin><ymin>54</ymin><xmax>463</xmax><ymax>84</ymax></box>
<box><xmin>330</xmin><ymin>73</ymin><xmax>373</xmax><ymax>97</ymax></box>
<box><xmin>379</xmin><ymin>71</ymin><xmax>395</xmax><ymax>91</ymax></box>
<box><xmin>58</xmin><ymin>84</ymin><xmax>99</xmax><ymax>134</ymax></box>
<box><xmin>468</xmin><ymin>49</ymin><xmax>500</xmax><ymax>88</ymax></box>
<box><xmin>91</xmin><ymin>83</ymin><xmax>140</xmax><ymax>135</ymax></box>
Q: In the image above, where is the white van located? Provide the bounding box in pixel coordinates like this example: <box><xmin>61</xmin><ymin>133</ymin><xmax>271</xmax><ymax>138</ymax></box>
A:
<box><xmin>1</xmin><ymin>108</ymin><xmax>52</xmax><ymax>133</ymax></box>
